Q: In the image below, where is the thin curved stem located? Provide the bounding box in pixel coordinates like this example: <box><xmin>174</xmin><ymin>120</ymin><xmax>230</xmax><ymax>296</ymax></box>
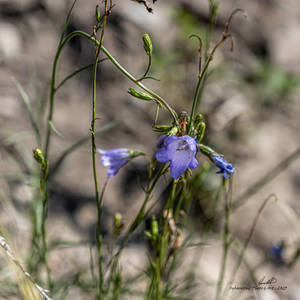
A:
<box><xmin>215</xmin><ymin>177</ymin><xmax>233</xmax><ymax>300</ymax></box>
<box><xmin>138</xmin><ymin>55</ymin><xmax>152</xmax><ymax>81</ymax></box>
<box><xmin>45</xmin><ymin>30</ymin><xmax>177</xmax><ymax>159</ymax></box>
<box><xmin>92</xmin><ymin>2</ymin><xmax>110</xmax><ymax>298</ymax></box>
<box><xmin>65</xmin><ymin>31</ymin><xmax>177</xmax><ymax>123</ymax></box>
<box><xmin>189</xmin><ymin>37</ymin><xmax>228</xmax><ymax>134</ymax></box>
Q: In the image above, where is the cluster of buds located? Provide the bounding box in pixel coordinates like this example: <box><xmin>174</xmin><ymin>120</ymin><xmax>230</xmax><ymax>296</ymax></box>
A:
<box><xmin>153</xmin><ymin>112</ymin><xmax>205</xmax><ymax>140</ymax></box>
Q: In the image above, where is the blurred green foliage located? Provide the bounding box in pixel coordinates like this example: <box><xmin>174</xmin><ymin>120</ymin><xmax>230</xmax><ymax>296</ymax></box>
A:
<box><xmin>246</xmin><ymin>60</ymin><xmax>299</xmax><ymax>106</ymax></box>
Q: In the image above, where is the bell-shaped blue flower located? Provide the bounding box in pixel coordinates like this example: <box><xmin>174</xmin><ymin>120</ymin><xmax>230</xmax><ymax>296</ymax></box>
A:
<box><xmin>212</xmin><ymin>154</ymin><xmax>234</xmax><ymax>178</ymax></box>
<box><xmin>156</xmin><ymin>135</ymin><xmax>198</xmax><ymax>180</ymax></box>
<box><xmin>98</xmin><ymin>148</ymin><xmax>131</xmax><ymax>178</ymax></box>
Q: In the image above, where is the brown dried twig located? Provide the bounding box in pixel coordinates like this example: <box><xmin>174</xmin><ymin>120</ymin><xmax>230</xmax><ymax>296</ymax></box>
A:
<box><xmin>130</xmin><ymin>0</ymin><xmax>153</xmax><ymax>13</ymax></box>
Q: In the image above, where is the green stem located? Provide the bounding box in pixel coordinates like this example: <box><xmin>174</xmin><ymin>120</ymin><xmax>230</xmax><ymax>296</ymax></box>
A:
<box><xmin>106</xmin><ymin>165</ymin><xmax>168</xmax><ymax>294</ymax></box>
<box><xmin>215</xmin><ymin>178</ymin><xmax>231</xmax><ymax>300</ymax></box>
<box><xmin>174</xmin><ymin>180</ymin><xmax>186</xmax><ymax>221</ymax></box>
<box><xmin>188</xmin><ymin>35</ymin><xmax>228</xmax><ymax>134</ymax></box>
<box><xmin>92</xmin><ymin>3</ymin><xmax>109</xmax><ymax>298</ymax></box>
<box><xmin>39</xmin><ymin>162</ymin><xmax>52</xmax><ymax>290</ymax></box>
<box><xmin>56</xmin><ymin>63</ymin><xmax>94</xmax><ymax>91</ymax></box>
<box><xmin>44</xmin><ymin>29</ymin><xmax>177</xmax><ymax>160</ymax></box>
<box><xmin>63</xmin><ymin>31</ymin><xmax>177</xmax><ymax>124</ymax></box>
<box><xmin>156</xmin><ymin>180</ymin><xmax>177</xmax><ymax>299</ymax></box>
<box><xmin>138</xmin><ymin>54</ymin><xmax>152</xmax><ymax>81</ymax></box>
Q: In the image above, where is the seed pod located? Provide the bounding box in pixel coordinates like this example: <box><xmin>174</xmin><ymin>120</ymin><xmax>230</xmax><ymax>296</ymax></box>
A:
<box><xmin>128</xmin><ymin>88</ymin><xmax>153</xmax><ymax>101</ymax></box>
<box><xmin>142</xmin><ymin>32</ymin><xmax>152</xmax><ymax>56</ymax></box>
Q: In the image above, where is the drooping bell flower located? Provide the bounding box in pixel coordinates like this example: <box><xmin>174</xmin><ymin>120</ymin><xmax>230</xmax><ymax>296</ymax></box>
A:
<box><xmin>155</xmin><ymin>135</ymin><xmax>198</xmax><ymax>180</ymax></box>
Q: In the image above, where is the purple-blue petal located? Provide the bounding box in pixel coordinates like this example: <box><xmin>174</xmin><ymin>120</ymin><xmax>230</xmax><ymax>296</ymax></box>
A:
<box><xmin>188</xmin><ymin>157</ymin><xmax>198</xmax><ymax>170</ymax></box>
<box><xmin>212</xmin><ymin>154</ymin><xmax>234</xmax><ymax>178</ymax></box>
<box><xmin>155</xmin><ymin>135</ymin><xmax>198</xmax><ymax>179</ymax></box>
<box><xmin>98</xmin><ymin>148</ymin><xmax>130</xmax><ymax>178</ymax></box>
<box><xmin>156</xmin><ymin>134</ymin><xmax>166</xmax><ymax>148</ymax></box>
<box><xmin>156</xmin><ymin>147</ymin><xmax>169</xmax><ymax>163</ymax></box>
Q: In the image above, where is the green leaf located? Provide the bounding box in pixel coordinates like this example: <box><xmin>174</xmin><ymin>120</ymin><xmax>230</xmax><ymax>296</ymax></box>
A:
<box><xmin>48</xmin><ymin>120</ymin><xmax>64</xmax><ymax>138</ymax></box>
<box><xmin>49</xmin><ymin>121</ymin><xmax>117</xmax><ymax>179</ymax></box>
<box><xmin>11</xmin><ymin>77</ymin><xmax>41</xmax><ymax>144</ymax></box>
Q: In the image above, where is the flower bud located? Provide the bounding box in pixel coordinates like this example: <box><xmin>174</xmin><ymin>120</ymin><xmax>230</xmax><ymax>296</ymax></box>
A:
<box><xmin>194</xmin><ymin>114</ymin><xmax>204</xmax><ymax>128</ymax></box>
<box><xmin>167</xmin><ymin>127</ymin><xmax>178</xmax><ymax>136</ymax></box>
<box><xmin>95</xmin><ymin>5</ymin><xmax>101</xmax><ymax>22</ymax></box>
<box><xmin>142</xmin><ymin>32</ymin><xmax>152</xmax><ymax>56</ymax></box>
<box><xmin>196</xmin><ymin>122</ymin><xmax>206</xmax><ymax>142</ymax></box>
<box><xmin>113</xmin><ymin>212</ymin><xmax>123</xmax><ymax>237</ymax></box>
<box><xmin>128</xmin><ymin>88</ymin><xmax>153</xmax><ymax>101</ymax></box>
<box><xmin>151</xmin><ymin>216</ymin><xmax>158</xmax><ymax>237</ymax></box>
<box><xmin>153</xmin><ymin>125</ymin><xmax>172</xmax><ymax>133</ymax></box>
<box><xmin>33</xmin><ymin>148</ymin><xmax>45</xmax><ymax>165</ymax></box>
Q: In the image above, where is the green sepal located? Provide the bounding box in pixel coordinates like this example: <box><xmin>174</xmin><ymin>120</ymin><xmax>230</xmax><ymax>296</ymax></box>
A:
<box><xmin>198</xmin><ymin>144</ymin><xmax>215</xmax><ymax>156</ymax></box>
<box><xmin>128</xmin><ymin>150</ymin><xmax>143</xmax><ymax>159</ymax></box>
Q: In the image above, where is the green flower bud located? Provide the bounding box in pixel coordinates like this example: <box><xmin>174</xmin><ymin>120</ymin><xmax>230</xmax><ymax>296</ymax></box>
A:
<box><xmin>95</xmin><ymin>5</ymin><xmax>101</xmax><ymax>22</ymax></box>
<box><xmin>167</xmin><ymin>127</ymin><xmax>178</xmax><ymax>136</ymax></box>
<box><xmin>33</xmin><ymin>148</ymin><xmax>45</xmax><ymax>165</ymax></box>
<box><xmin>196</xmin><ymin>122</ymin><xmax>206</xmax><ymax>143</ymax></box>
<box><xmin>113</xmin><ymin>212</ymin><xmax>123</xmax><ymax>237</ymax></box>
<box><xmin>151</xmin><ymin>216</ymin><xmax>158</xmax><ymax>236</ymax></box>
<box><xmin>194</xmin><ymin>114</ymin><xmax>204</xmax><ymax>128</ymax></box>
<box><xmin>114</xmin><ymin>212</ymin><xmax>122</xmax><ymax>227</ymax></box>
<box><xmin>142</xmin><ymin>32</ymin><xmax>152</xmax><ymax>56</ymax></box>
<box><xmin>128</xmin><ymin>88</ymin><xmax>153</xmax><ymax>101</ymax></box>
<box><xmin>153</xmin><ymin>125</ymin><xmax>172</xmax><ymax>133</ymax></box>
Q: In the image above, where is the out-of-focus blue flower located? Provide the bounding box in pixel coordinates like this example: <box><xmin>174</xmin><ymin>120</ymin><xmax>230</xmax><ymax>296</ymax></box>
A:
<box><xmin>155</xmin><ymin>135</ymin><xmax>198</xmax><ymax>180</ymax></box>
<box><xmin>270</xmin><ymin>245</ymin><xmax>284</xmax><ymax>262</ymax></box>
<box><xmin>212</xmin><ymin>154</ymin><xmax>234</xmax><ymax>179</ymax></box>
<box><xmin>98</xmin><ymin>148</ymin><xmax>130</xmax><ymax>178</ymax></box>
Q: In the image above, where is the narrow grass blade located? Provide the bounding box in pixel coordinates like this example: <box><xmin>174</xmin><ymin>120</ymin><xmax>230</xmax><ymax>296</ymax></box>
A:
<box><xmin>0</xmin><ymin>235</ymin><xmax>52</xmax><ymax>300</ymax></box>
<box><xmin>49</xmin><ymin>121</ymin><xmax>117</xmax><ymax>179</ymax></box>
<box><xmin>11</xmin><ymin>77</ymin><xmax>41</xmax><ymax>144</ymax></box>
<box><xmin>48</xmin><ymin>120</ymin><xmax>64</xmax><ymax>138</ymax></box>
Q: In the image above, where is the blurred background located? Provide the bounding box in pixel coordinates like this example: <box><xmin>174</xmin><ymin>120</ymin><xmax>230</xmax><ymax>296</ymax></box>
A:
<box><xmin>0</xmin><ymin>0</ymin><xmax>300</xmax><ymax>299</ymax></box>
